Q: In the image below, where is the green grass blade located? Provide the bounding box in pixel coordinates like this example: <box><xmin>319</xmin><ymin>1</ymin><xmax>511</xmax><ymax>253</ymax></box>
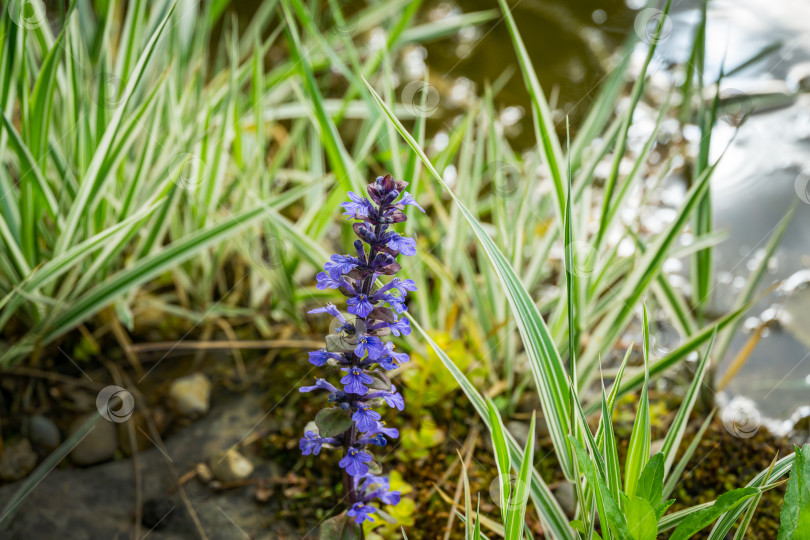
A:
<box><xmin>495</xmin><ymin>0</ymin><xmax>565</xmax><ymax>221</ymax></box>
<box><xmin>487</xmin><ymin>397</ymin><xmax>512</xmax><ymax>521</ymax></box>
<box><xmin>594</xmin><ymin>0</ymin><xmax>672</xmax><ymax>250</ymax></box>
<box><xmin>670</xmin><ymin>488</ymin><xmax>759</xmax><ymax>540</ymax></box>
<box><xmin>706</xmin><ymin>452</ymin><xmax>797</xmax><ymax>538</ymax></box>
<box><xmin>714</xmin><ymin>203</ymin><xmax>796</xmax><ymax>360</ymax></box>
<box><xmin>660</xmin><ymin>330</ymin><xmax>716</xmax><ymax>478</ymax></box>
<box><xmin>662</xmin><ymin>410</ymin><xmax>715</xmax><ymax>499</ymax></box>
<box><xmin>505</xmin><ymin>412</ymin><xmax>535</xmax><ymax>540</ymax></box>
<box><xmin>579</xmin><ymin>158</ymin><xmax>719</xmax><ymax>386</ymax></box>
<box><xmin>625</xmin><ymin>306</ymin><xmax>651</xmax><ymax>499</ymax></box>
<box><xmin>54</xmin><ymin>2</ymin><xmax>177</xmax><ymax>256</ymax></box>
<box><xmin>0</xmin><ymin>111</ymin><xmax>59</xmax><ymax>220</ymax></box>
<box><xmin>3</xmin><ymin>205</ymin><xmax>272</xmax><ymax>363</ymax></box>
<box><xmin>734</xmin><ymin>454</ymin><xmax>778</xmax><ymax>540</ymax></box>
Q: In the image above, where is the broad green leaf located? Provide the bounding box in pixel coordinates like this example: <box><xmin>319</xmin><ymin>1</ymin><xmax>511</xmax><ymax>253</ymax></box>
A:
<box><xmin>636</xmin><ymin>453</ymin><xmax>664</xmax><ymax>507</ymax></box>
<box><xmin>778</xmin><ymin>444</ymin><xmax>810</xmax><ymax>539</ymax></box>
<box><xmin>315</xmin><ymin>408</ymin><xmax>353</xmax><ymax>437</ymax></box>
<box><xmin>670</xmin><ymin>488</ymin><xmax>759</xmax><ymax>540</ymax></box>
<box><xmin>624</xmin><ymin>496</ymin><xmax>658</xmax><ymax>540</ymax></box>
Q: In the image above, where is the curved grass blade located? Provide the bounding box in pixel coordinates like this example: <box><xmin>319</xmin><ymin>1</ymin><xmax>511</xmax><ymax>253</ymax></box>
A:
<box><xmin>734</xmin><ymin>454</ymin><xmax>778</xmax><ymax>540</ymax></box>
<box><xmin>662</xmin><ymin>410</ymin><xmax>715</xmax><ymax>500</ymax></box>
<box><xmin>10</xmin><ymin>205</ymin><xmax>272</xmax><ymax>357</ymax></box>
<box><xmin>365</xmin><ymin>77</ymin><xmax>574</xmax><ymax>479</ymax></box>
<box><xmin>495</xmin><ymin>0</ymin><xmax>565</xmax><ymax>221</ymax></box>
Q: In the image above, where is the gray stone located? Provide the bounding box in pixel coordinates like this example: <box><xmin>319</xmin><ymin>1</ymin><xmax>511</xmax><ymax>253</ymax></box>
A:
<box><xmin>25</xmin><ymin>415</ymin><xmax>61</xmax><ymax>454</ymax></box>
<box><xmin>552</xmin><ymin>481</ymin><xmax>576</xmax><ymax>517</ymax></box>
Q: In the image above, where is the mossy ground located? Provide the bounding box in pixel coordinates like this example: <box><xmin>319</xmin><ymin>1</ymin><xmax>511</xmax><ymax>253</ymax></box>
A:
<box><xmin>262</xmin><ymin>354</ymin><xmax>789</xmax><ymax>539</ymax></box>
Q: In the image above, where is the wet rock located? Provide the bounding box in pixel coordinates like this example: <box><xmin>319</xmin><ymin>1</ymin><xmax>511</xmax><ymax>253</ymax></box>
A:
<box><xmin>0</xmin><ymin>439</ymin><xmax>38</xmax><ymax>481</ymax></box>
<box><xmin>169</xmin><ymin>373</ymin><xmax>212</xmax><ymax>417</ymax></box>
<box><xmin>210</xmin><ymin>449</ymin><xmax>254</xmax><ymax>483</ymax></box>
<box><xmin>69</xmin><ymin>414</ymin><xmax>118</xmax><ymax>466</ymax></box>
<box><xmin>24</xmin><ymin>415</ymin><xmax>61</xmax><ymax>454</ymax></box>
<box><xmin>141</xmin><ymin>497</ymin><xmax>176</xmax><ymax>529</ymax></box>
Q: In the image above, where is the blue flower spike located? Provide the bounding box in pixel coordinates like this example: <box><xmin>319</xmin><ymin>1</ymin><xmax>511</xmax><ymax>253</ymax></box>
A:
<box><xmin>299</xmin><ymin>175</ymin><xmax>420</xmax><ymax>528</ymax></box>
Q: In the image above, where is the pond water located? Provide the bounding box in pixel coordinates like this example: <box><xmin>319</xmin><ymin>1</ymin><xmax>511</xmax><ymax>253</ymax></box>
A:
<box><xmin>237</xmin><ymin>0</ymin><xmax>810</xmax><ymax>427</ymax></box>
<box><xmin>668</xmin><ymin>0</ymin><xmax>810</xmax><ymax>429</ymax></box>
<box><xmin>419</xmin><ymin>0</ymin><xmax>810</xmax><ymax>430</ymax></box>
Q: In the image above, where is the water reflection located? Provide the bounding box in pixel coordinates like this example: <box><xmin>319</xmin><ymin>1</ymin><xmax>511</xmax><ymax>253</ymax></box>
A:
<box><xmin>665</xmin><ymin>0</ymin><xmax>810</xmax><ymax>428</ymax></box>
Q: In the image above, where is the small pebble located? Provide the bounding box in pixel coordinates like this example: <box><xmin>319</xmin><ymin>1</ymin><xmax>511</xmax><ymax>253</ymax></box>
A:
<box><xmin>69</xmin><ymin>414</ymin><xmax>118</xmax><ymax>466</ymax></box>
<box><xmin>210</xmin><ymin>449</ymin><xmax>254</xmax><ymax>482</ymax></box>
<box><xmin>169</xmin><ymin>373</ymin><xmax>212</xmax><ymax>417</ymax></box>
<box><xmin>0</xmin><ymin>439</ymin><xmax>38</xmax><ymax>481</ymax></box>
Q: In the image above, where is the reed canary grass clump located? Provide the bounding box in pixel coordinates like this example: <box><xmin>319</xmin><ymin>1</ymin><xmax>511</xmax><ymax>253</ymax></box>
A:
<box><xmin>300</xmin><ymin>175</ymin><xmax>423</xmax><ymax>525</ymax></box>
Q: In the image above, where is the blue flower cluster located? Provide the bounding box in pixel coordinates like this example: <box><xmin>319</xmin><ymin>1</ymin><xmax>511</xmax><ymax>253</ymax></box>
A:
<box><xmin>300</xmin><ymin>175</ymin><xmax>423</xmax><ymax>525</ymax></box>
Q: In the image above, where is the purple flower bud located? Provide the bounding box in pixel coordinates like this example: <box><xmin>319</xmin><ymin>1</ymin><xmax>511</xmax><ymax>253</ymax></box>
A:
<box><xmin>364</xmin><ymin>421</ymin><xmax>399</xmax><ymax>439</ymax></box>
<box><xmin>300</xmin><ymin>431</ymin><xmax>326</xmax><ymax>456</ymax></box>
<box><xmin>388</xmin><ymin>317</ymin><xmax>411</xmax><ymax>337</ymax></box>
<box><xmin>315</xmin><ymin>272</ymin><xmax>345</xmax><ymax>290</ymax></box>
<box><xmin>301</xmin><ymin>176</ymin><xmax>420</xmax><ymax>519</ymax></box>
<box><xmin>308</xmin><ymin>349</ymin><xmax>339</xmax><ymax>366</ymax></box>
<box><xmin>379</xmin><ymin>490</ymin><xmax>401</xmax><ymax>506</ymax></box>
<box><xmin>382</xmin><ymin>389</ymin><xmax>405</xmax><ymax>411</ymax></box>
<box><xmin>341</xmin><ymin>192</ymin><xmax>373</xmax><ymax>218</ymax></box>
<box><xmin>308</xmin><ymin>303</ymin><xmax>347</xmax><ymax>323</ymax></box>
